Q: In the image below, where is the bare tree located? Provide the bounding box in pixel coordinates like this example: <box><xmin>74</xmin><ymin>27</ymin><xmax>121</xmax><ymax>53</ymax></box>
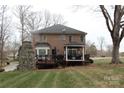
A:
<box><xmin>42</xmin><ymin>10</ymin><xmax>66</xmax><ymax>28</ymax></box>
<box><xmin>106</xmin><ymin>44</ymin><xmax>113</xmax><ymax>57</ymax></box>
<box><xmin>98</xmin><ymin>36</ymin><xmax>105</xmax><ymax>56</ymax></box>
<box><xmin>26</xmin><ymin>9</ymin><xmax>66</xmax><ymax>32</ymax></box>
<box><xmin>25</xmin><ymin>11</ymin><xmax>43</xmax><ymax>41</ymax></box>
<box><xmin>100</xmin><ymin>5</ymin><xmax>124</xmax><ymax>64</ymax></box>
<box><xmin>52</xmin><ymin>14</ymin><xmax>66</xmax><ymax>25</ymax></box>
<box><xmin>42</xmin><ymin>10</ymin><xmax>52</xmax><ymax>28</ymax></box>
<box><xmin>0</xmin><ymin>5</ymin><xmax>10</xmax><ymax>66</ymax></box>
<box><xmin>11</xmin><ymin>38</ymin><xmax>20</xmax><ymax>60</ymax></box>
<box><xmin>26</xmin><ymin>11</ymin><xmax>42</xmax><ymax>31</ymax></box>
<box><xmin>17</xmin><ymin>8</ymin><xmax>66</xmax><ymax>42</ymax></box>
<box><xmin>85</xmin><ymin>40</ymin><xmax>97</xmax><ymax>57</ymax></box>
<box><xmin>14</xmin><ymin>5</ymin><xmax>31</xmax><ymax>44</ymax></box>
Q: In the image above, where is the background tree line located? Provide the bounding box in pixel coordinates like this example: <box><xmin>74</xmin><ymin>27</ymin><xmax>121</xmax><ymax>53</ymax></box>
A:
<box><xmin>85</xmin><ymin>39</ymin><xmax>113</xmax><ymax>57</ymax></box>
<box><xmin>0</xmin><ymin>5</ymin><xmax>66</xmax><ymax>67</ymax></box>
<box><xmin>1</xmin><ymin>5</ymin><xmax>124</xmax><ymax>67</ymax></box>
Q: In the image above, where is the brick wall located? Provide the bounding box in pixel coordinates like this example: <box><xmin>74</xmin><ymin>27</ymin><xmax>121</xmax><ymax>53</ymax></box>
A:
<box><xmin>32</xmin><ymin>34</ymin><xmax>85</xmax><ymax>55</ymax></box>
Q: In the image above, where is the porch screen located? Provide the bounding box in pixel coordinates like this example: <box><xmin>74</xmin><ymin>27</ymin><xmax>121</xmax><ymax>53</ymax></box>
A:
<box><xmin>68</xmin><ymin>49</ymin><xmax>77</xmax><ymax>56</ymax></box>
<box><xmin>39</xmin><ymin>49</ymin><xmax>46</xmax><ymax>56</ymax></box>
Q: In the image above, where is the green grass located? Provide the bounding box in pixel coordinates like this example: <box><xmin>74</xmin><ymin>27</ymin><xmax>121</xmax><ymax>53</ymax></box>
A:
<box><xmin>0</xmin><ymin>58</ymin><xmax>124</xmax><ymax>88</ymax></box>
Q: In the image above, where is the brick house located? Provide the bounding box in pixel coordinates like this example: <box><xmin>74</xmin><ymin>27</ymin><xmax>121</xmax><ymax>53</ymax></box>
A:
<box><xmin>32</xmin><ymin>24</ymin><xmax>87</xmax><ymax>62</ymax></box>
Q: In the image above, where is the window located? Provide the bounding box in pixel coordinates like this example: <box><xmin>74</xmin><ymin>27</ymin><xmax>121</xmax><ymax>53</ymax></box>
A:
<box><xmin>60</xmin><ymin>35</ymin><xmax>65</xmax><ymax>41</ymax></box>
<box><xmin>68</xmin><ymin>49</ymin><xmax>77</xmax><ymax>60</ymax></box>
<box><xmin>39</xmin><ymin>49</ymin><xmax>46</xmax><ymax>56</ymax></box>
<box><xmin>80</xmin><ymin>35</ymin><xmax>84</xmax><ymax>42</ymax></box>
<box><xmin>68</xmin><ymin>49</ymin><xmax>77</xmax><ymax>56</ymax></box>
<box><xmin>40</xmin><ymin>35</ymin><xmax>47</xmax><ymax>42</ymax></box>
<box><xmin>69</xmin><ymin>35</ymin><xmax>72</xmax><ymax>42</ymax></box>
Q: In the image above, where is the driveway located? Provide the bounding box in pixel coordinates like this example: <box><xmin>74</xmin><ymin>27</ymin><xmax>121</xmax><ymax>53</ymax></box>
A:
<box><xmin>3</xmin><ymin>62</ymin><xmax>19</xmax><ymax>72</ymax></box>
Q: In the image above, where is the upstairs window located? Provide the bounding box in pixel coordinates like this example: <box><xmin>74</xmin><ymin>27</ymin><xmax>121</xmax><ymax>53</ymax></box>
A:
<box><xmin>69</xmin><ymin>35</ymin><xmax>72</xmax><ymax>42</ymax></box>
<box><xmin>60</xmin><ymin>35</ymin><xmax>65</xmax><ymax>41</ymax></box>
<box><xmin>80</xmin><ymin>35</ymin><xmax>85</xmax><ymax>43</ymax></box>
<box><xmin>40</xmin><ymin>35</ymin><xmax>47</xmax><ymax>42</ymax></box>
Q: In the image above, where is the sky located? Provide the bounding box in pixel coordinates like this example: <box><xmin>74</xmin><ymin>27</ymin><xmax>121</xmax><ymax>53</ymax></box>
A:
<box><xmin>0</xmin><ymin>0</ymin><xmax>124</xmax><ymax>52</ymax></box>
<box><xmin>32</xmin><ymin>4</ymin><xmax>124</xmax><ymax>52</ymax></box>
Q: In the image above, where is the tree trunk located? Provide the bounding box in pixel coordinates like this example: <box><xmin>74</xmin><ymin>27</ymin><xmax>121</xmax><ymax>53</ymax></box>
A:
<box><xmin>111</xmin><ymin>42</ymin><xmax>120</xmax><ymax>64</ymax></box>
<box><xmin>13</xmin><ymin>54</ymin><xmax>15</xmax><ymax>60</ymax></box>
<box><xmin>0</xmin><ymin>44</ymin><xmax>3</xmax><ymax>66</ymax></box>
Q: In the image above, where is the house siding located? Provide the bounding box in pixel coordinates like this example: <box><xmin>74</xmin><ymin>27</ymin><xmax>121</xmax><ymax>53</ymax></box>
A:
<box><xmin>32</xmin><ymin>34</ymin><xmax>85</xmax><ymax>55</ymax></box>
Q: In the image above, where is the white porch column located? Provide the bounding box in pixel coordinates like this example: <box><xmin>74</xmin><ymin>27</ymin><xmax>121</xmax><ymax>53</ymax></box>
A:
<box><xmin>65</xmin><ymin>46</ymin><xmax>68</xmax><ymax>61</ymax></box>
<box><xmin>37</xmin><ymin>49</ymin><xmax>39</xmax><ymax>56</ymax></box>
<box><xmin>82</xmin><ymin>46</ymin><xmax>84</xmax><ymax>61</ymax></box>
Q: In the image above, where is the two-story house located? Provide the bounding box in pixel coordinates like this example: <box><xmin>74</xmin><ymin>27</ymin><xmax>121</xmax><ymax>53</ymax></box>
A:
<box><xmin>32</xmin><ymin>24</ymin><xmax>87</xmax><ymax>62</ymax></box>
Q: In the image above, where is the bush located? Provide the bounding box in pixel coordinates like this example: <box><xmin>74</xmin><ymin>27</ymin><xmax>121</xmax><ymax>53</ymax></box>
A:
<box><xmin>0</xmin><ymin>68</ymin><xmax>5</xmax><ymax>72</ymax></box>
<box><xmin>56</xmin><ymin>55</ymin><xmax>65</xmax><ymax>67</ymax></box>
<box><xmin>84</xmin><ymin>54</ymin><xmax>90</xmax><ymax>60</ymax></box>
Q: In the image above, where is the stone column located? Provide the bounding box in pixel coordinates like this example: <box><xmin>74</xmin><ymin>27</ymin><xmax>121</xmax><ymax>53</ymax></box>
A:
<box><xmin>18</xmin><ymin>41</ymin><xmax>35</xmax><ymax>70</ymax></box>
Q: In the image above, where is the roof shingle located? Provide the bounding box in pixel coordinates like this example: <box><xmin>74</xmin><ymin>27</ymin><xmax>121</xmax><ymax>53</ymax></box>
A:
<box><xmin>32</xmin><ymin>24</ymin><xmax>87</xmax><ymax>35</ymax></box>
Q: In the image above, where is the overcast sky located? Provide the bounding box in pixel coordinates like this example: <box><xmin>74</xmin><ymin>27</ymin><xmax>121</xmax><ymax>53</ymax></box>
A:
<box><xmin>32</xmin><ymin>4</ymin><xmax>124</xmax><ymax>52</ymax></box>
<box><xmin>1</xmin><ymin>0</ymin><xmax>124</xmax><ymax>52</ymax></box>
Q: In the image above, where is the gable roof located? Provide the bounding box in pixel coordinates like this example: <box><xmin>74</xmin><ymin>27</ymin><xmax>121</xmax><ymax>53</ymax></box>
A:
<box><xmin>32</xmin><ymin>24</ymin><xmax>87</xmax><ymax>35</ymax></box>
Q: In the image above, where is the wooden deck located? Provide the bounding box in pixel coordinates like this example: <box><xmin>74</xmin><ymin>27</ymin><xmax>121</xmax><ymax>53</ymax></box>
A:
<box><xmin>36</xmin><ymin>60</ymin><xmax>91</xmax><ymax>69</ymax></box>
<box><xmin>36</xmin><ymin>61</ymin><xmax>58</xmax><ymax>69</ymax></box>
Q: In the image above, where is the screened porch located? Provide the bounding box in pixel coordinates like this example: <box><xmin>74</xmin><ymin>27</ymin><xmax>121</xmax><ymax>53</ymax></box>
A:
<box><xmin>64</xmin><ymin>44</ymin><xmax>85</xmax><ymax>61</ymax></box>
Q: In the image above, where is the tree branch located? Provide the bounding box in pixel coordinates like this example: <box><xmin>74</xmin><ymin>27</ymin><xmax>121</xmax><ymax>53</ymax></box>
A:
<box><xmin>121</xmin><ymin>6</ymin><xmax>124</xmax><ymax>17</ymax></box>
<box><xmin>119</xmin><ymin>28</ymin><xmax>124</xmax><ymax>42</ymax></box>
<box><xmin>114</xmin><ymin>5</ymin><xmax>121</xmax><ymax>24</ymax></box>
<box><xmin>100</xmin><ymin>5</ymin><xmax>113</xmax><ymax>32</ymax></box>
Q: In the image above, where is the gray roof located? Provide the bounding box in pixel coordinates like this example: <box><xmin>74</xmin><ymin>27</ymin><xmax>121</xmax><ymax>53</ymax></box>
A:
<box><xmin>35</xmin><ymin>42</ymin><xmax>50</xmax><ymax>47</ymax></box>
<box><xmin>32</xmin><ymin>24</ymin><xmax>87</xmax><ymax>35</ymax></box>
<box><xmin>65</xmin><ymin>42</ymin><xmax>84</xmax><ymax>46</ymax></box>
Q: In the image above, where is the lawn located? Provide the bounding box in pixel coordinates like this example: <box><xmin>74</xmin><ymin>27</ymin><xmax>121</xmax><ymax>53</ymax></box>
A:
<box><xmin>0</xmin><ymin>58</ymin><xmax>124</xmax><ymax>88</ymax></box>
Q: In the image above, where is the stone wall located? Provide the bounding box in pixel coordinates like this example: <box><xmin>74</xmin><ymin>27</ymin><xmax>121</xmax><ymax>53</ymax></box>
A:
<box><xmin>18</xmin><ymin>41</ymin><xmax>35</xmax><ymax>70</ymax></box>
